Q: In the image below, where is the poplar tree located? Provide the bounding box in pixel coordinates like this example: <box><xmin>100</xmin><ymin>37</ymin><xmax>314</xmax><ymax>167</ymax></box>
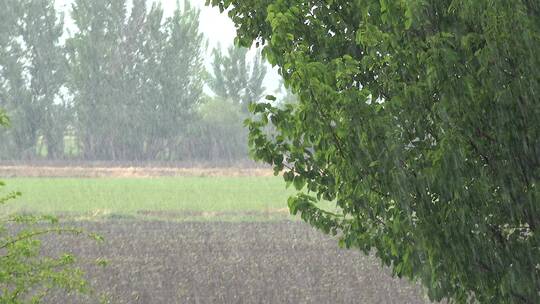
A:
<box><xmin>68</xmin><ymin>0</ymin><xmax>205</xmax><ymax>161</ymax></box>
<box><xmin>208</xmin><ymin>45</ymin><xmax>267</xmax><ymax>112</ymax></box>
<box><xmin>0</xmin><ymin>0</ymin><xmax>67</xmax><ymax>159</ymax></box>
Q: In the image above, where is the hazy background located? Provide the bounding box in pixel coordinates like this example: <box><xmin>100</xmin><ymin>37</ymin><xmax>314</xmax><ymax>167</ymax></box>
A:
<box><xmin>0</xmin><ymin>0</ymin><xmax>288</xmax><ymax>164</ymax></box>
<box><xmin>55</xmin><ymin>0</ymin><xmax>282</xmax><ymax>95</ymax></box>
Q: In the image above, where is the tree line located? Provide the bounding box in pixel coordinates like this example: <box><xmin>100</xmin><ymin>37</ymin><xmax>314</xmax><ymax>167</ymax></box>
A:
<box><xmin>0</xmin><ymin>0</ymin><xmax>268</xmax><ymax>163</ymax></box>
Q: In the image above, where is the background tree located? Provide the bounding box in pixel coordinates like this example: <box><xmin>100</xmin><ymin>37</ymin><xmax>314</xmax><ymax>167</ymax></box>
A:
<box><xmin>67</xmin><ymin>0</ymin><xmax>205</xmax><ymax>161</ymax></box>
<box><xmin>68</xmin><ymin>0</ymin><xmax>134</xmax><ymax>160</ymax></box>
<box><xmin>147</xmin><ymin>1</ymin><xmax>205</xmax><ymax>161</ymax></box>
<box><xmin>0</xmin><ymin>0</ymin><xmax>256</xmax><ymax>163</ymax></box>
<box><xmin>0</xmin><ymin>0</ymin><xmax>25</xmax><ymax>159</ymax></box>
<box><xmin>275</xmin><ymin>80</ymin><xmax>297</xmax><ymax>106</ymax></box>
<box><xmin>208</xmin><ymin>45</ymin><xmax>267</xmax><ymax>112</ymax></box>
<box><xmin>183</xmin><ymin>96</ymin><xmax>249</xmax><ymax>163</ymax></box>
<box><xmin>0</xmin><ymin>0</ymin><xmax>67</xmax><ymax>160</ymax></box>
<box><xmin>208</xmin><ymin>0</ymin><xmax>540</xmax><ymax>303</ymax></box>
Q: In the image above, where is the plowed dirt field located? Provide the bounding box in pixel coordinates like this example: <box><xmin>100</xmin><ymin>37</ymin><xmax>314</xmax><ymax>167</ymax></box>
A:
<box><xmin>41</xmin><ymin>221</ymin><xmax>429</xmax><ymax>304</ymax></box>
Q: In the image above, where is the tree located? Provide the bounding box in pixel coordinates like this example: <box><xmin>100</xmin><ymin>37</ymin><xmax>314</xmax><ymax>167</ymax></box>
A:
<box><xmin>146</xmin><ymin>0</ymin><xmax>206</xmax><ymax>161</ymax></box>
<box><xmin>208</xmin><ymin>45</ymin><xmax>267</xmax><ymax>112</ymax></box>
<box><xmin>0</xmin><ymin>0</ymin><xmax>67</xmax><ymax>159</ymax></box>
<box><xmin>67</xmin><ymin>0</ymin><xmax>205</xmax><ymax>161</ymax></box>
<box><xmin>207</xmin><ymin>0</ymin><xmax>540</xmax><ymax>303</ymax></box>
<box><xmin>67</xmin><ymin>0</ymin><xmax>133</xmax><ymax>160</ymax></box>
<box><xmin>184</xmin><ymin>96</ymin><xmax>249</xmax><ymax>163</ymax></box>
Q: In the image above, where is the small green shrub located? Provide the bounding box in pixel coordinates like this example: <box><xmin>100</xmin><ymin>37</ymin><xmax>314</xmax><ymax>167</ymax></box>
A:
<box><xmin>0</xmin><ymin>182</ymin><xmax>105</xmax><ymax>303</ymax></box>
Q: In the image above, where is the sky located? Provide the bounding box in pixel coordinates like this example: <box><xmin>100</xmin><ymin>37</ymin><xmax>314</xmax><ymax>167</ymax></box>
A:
<box><xmin>54</xmin><ymin>0</ymin><xmax>282</xmax><ymax>95</ymax></box>
<box><xmin>55</xmin><ymin>0</ymin><xmax>237</xmax><ymax>48</ymax></box>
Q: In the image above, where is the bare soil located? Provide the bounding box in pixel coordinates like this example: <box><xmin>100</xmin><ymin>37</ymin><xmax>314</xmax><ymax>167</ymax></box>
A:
<box><xmin>40</xmin><ymin>220</ymin><xmax>429</xmax><ymax>304</ymax></box>
<box><xmin>0</xmin><ymin>165</ymin><xmax>274</xmax><ymax>178</ymax></box>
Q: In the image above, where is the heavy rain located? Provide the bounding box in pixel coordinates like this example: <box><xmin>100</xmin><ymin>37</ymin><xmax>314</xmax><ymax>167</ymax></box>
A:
<box><xmin>0</xmin><ymin>0</ymin><xmax>538</xmax><ymax>303</ymax></box>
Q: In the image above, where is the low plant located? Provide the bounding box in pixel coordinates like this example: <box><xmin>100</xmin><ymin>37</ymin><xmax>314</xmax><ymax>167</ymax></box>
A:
<box><xmin>0</xmin><ymin>183</ymin><xmax>107</xmax><ymax>303</ymax></box>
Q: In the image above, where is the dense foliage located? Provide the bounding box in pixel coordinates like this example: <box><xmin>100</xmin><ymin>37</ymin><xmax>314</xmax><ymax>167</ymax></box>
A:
<box><xmin>207</xmin><ymin>0</ymin><xmax>540</xmax><ymax>302</ymax></box>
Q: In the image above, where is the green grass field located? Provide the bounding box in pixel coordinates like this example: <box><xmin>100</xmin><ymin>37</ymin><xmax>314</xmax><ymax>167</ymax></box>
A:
<box><xmin>0</xmin><ymin>177</ymin><xmax>334</xmax><ymax>221</ymax></box>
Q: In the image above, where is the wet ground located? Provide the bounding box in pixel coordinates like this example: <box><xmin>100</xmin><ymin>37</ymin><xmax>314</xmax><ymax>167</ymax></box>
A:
<box><xmin>41</xmin><ymin>220</ymin><xmax>429</xmax><ymax>304</ymax></box>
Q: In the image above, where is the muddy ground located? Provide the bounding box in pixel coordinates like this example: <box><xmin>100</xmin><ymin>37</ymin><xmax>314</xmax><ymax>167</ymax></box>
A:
<box><xmin>40</xmin><ymin>220</ymin><xmax>429</xmax><ymax>304</ymax></box>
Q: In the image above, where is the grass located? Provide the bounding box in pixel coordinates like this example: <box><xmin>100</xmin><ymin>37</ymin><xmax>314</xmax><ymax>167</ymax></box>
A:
<box><xmin>0</xmin><ymin>177</ymin><xmax>336</xmax><ymax>221</ymax></box>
